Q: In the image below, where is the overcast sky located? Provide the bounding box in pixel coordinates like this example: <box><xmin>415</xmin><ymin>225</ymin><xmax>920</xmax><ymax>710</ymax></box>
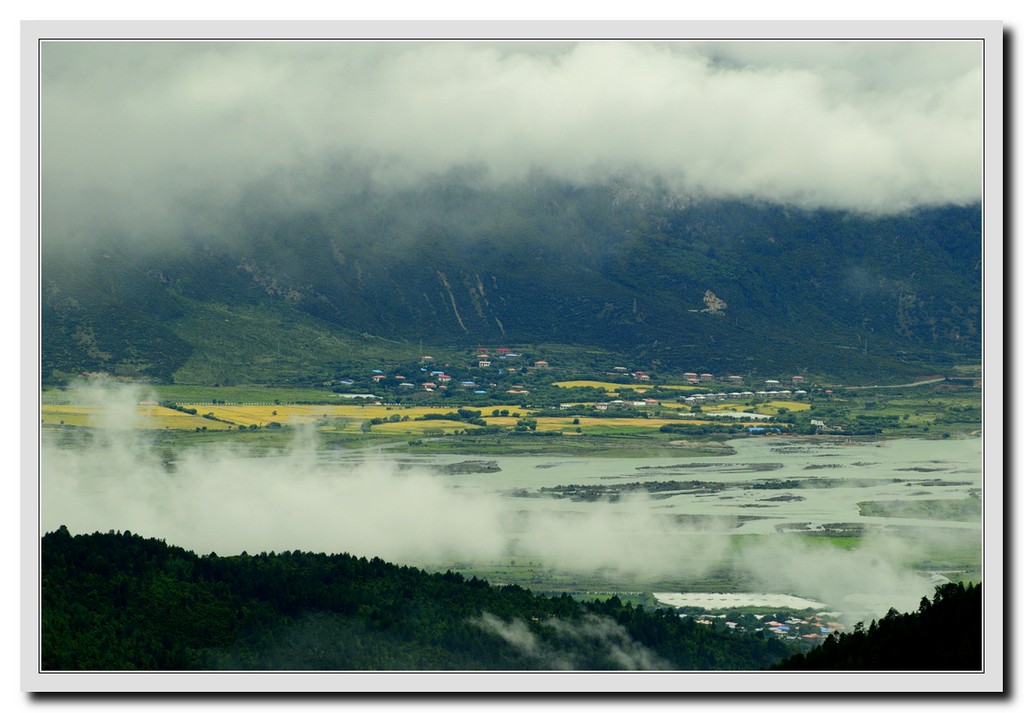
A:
<box><xmin>40</xmin><ymin>39</ymin><xmax>984</xmax><ymax>246</ymax></box>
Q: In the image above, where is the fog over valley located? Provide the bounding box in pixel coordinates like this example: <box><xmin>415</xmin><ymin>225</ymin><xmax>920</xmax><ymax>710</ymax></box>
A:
<box><xmin>41</xmin><ymin>381</ymin><xmax>980</xmax><ymax>624</ymax></box>
<box><xmin>34</xmin><ymin>34</ymin><xmax>991</xmax><ymax>678</ymax></box>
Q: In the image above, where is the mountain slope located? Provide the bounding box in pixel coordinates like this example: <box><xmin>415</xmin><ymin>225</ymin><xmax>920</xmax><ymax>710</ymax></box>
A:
<box><xmin>774</xmin><ymin>582</ymin><xmax>982</xmax><ymax>671</ymax></box>
<box><xmin>41</xmin><ymin>527</ymin><xmax>796</xmax><ymax>671</ymax></box>
<box><xmin>41</xmin><ymin>177</ymin><xmax>982</xmax><ymax>384</ymax></box>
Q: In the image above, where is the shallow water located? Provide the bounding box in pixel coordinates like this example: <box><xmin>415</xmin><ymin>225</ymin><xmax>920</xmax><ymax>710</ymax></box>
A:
<box><xmin>406</xmin><ymin>436</ymin><xmax>982</xmax><ymax>619</ymax></box>
<box><xmin>42</xmin><ymin>432</ymin><xmax>983</xmax><ymax>621</ymax></box>
<box><xmin>401</xmin><ymin>436</ymin><xmax>984</xmax><ymax>536</ymax></box>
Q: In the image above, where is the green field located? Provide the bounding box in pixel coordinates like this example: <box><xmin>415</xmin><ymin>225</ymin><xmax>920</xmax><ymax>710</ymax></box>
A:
<box><xmin>857</xmin><ymin>497</ymin><xmax>982</xmax><ymax>522</ymax></box>
<box><xmin>41</xmin><ymin>374</ymin><xmax>983</xmax><ymax>455</ymax></box>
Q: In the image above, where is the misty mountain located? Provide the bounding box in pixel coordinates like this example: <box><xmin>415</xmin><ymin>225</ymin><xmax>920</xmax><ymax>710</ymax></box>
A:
<box><xmin>41</xmin><ymin>176</ymin><xmax>982</xmax><ymax>384</ymax></box>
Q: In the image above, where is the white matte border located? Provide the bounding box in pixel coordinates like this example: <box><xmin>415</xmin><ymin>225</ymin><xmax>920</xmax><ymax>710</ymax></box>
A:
<box><xmin>21</xmin><ymin>19</ymin><xmax>1004</xmax><ymax>695</ymax></box>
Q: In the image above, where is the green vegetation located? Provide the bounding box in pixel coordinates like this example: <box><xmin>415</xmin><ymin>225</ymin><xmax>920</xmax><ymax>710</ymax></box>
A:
<box><xmin>773</xmin><ymin>582</ymin><xmax>981</xmax><ymax>670</ymax></box>
<box><xmin>857</xmin><ymin>497</ymin><xmax>982</xmax><ymax>522</ymax></box>
<box><xmin>41</xmin><ymin>374</ymin><xmax>981</xmax><ymax>459</ymax></box>
<box><xmin>395</xmin><ymin>430</ymin><xmax>735</xmax><ymax>458</ymax></box>
<box><xmin>38</xmin><ymin>181</ymin><xmax>985</xmax><ymax>674</ymax></box>
<box><xmin>42</xmin><ymin>528</ymin><xmax>796</xmax><ymax>671</ymax></box>
<box><xmin>42</xmin><ymin>187</ymin><xmax>980</xmax><ymax>387</ymax></box>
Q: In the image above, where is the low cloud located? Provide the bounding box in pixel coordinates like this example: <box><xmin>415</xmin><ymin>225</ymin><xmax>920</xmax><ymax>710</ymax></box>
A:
<box><xmin>513</xmin><ymin>494</ymin><xmax>734</xmax><ymax>580</ymax></box>
<box><xmin>473</xmin><ymin>612</ymin><xmax>672</xmax><ymax>670</ymax></box>
<box><xmin>41</xmin><ymin>381</ymin><xmax>972</xmax><ymax>624</ymax></box>
<box><xmin>734</xmin><ymin>533</ymin><xmax>948</xmax><ymax>621</ymax></box>
<box><xmin>41</xmin><ymin>40</ymin><xmax>983</xmax><ymax>251</ymax></box>
<box><xmin>41</xmin><ymin>382</ymin><xmax>739</xmax><ymax>577</ymax></box>
<box><xmin>42</xmin><ymin>407</ymin><xmax>508</xmax><ymax>563</ymax></box>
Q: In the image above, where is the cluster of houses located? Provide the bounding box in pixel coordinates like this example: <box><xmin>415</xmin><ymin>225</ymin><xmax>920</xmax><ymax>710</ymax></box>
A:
<box><xmin>391</xmin><ymin>349</ymin><xmax>551</xmax><ymax>394</ymax></box>
<box><xmin>358</xmin><ymin>349</ymin><xmax>552</xmax><ymax>395</ymax></box>
<box><xmin>604</xmin><ymin>371</ymin><xmax>814</xmax><ymax>404</ymax></box>
<box><xmin>681</xmin><ymin>389</ymin><xmax>808</xmax><ymax>405</ymax></box>
<box><xmin>609</xmin><ymin>368</ymin><xmax>809</xmax><ymax>388</ymax></box>
<box><xmin>560</xmin><ymin>398</ymin><xmax>662</xmax><ymax>411</ymax></box>
<box><xmin>431</xmin><ymin>380</ymin><xmax>488</xmax><ymax>395</ymax></box>
<box><xmin>611</xmin><ymin>366</ymin><xmax>652</xmax><ymax>381</ymax></box>
<box><xmin>675</xmin><ymin>373</ymin><xmax>808</xmax><ymax>387</ymax></box>
<box><xmin>422</xmin><ymin>349</ymin><xmax>551</xmax><ymax>373</ymax></box>
<box><xmin>695</xmin><ymin>613</ymin><xmax>846</xmax><ymax>641</ymax></box>
<box><xmin>346</xmin><ymin>347</ymin><xmax>813</xmax><ymax>404</ymax></box>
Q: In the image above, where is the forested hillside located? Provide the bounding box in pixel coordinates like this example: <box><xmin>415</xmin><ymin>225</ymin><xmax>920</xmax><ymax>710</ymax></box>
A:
<box><xmin>773</xmin><ymin>582</ymin><xmax>982</xmax><ymax>671</ymax></box>
<box><xmin>41</xmin><ymin>177</ymin><xmax>982</xmax><ymax>385</ymax></box>
<box><xmin>41</xmin><ymin>527</ymin><xmax>796</xmax><ymax>671</ymax></box>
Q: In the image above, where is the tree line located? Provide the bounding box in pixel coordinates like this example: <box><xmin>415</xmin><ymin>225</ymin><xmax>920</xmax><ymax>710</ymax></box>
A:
<box><xmin>773</xmin><ymin>582</ymin><xmax>982</xmax><ymax>670</ymax></box>
<box><xmin>41</xmin><ymin>527</ymin><xmax>794</xmax><ymax>671</ymax></box>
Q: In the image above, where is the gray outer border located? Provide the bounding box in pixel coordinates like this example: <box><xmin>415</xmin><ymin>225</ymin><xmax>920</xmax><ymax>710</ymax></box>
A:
<box><xmin>22</xmin><ymin>19</ymin><xmax>1004</xmax><ymax>694</ymax></box>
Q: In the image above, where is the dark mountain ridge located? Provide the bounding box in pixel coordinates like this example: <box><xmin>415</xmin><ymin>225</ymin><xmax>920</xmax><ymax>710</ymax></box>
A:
<box><xmin>774</xmin><ymin>581</ymin><xmax>982</xmax><ymax>671</ymax></box>
<box><xmin>41</xmin><ymin>176</ymin><xmax>982</xmax><ymax>384</ymax></box>
<box><xmin>41</xmin><ymin>527</ymin><xmax>795</xmax><ymax>671</ymax></box>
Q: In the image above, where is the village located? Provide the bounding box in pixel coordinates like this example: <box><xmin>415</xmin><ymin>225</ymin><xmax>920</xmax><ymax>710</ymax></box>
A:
<box><xmin>690</xmin><ymin>611</ymin><xmax>847</xmax><ymax>644</ymax></box>
<box><xmin>330</xmin><ymin>345</ymin><xmax>814</xmax><ymax>411</ymax></box>
<box><xmin>46</xmin><ymin>342</ymin><xmax>979</xmax><ymax>442</ymax></box>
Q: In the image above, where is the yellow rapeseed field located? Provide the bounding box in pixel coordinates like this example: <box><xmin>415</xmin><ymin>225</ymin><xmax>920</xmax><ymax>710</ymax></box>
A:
<box><xmin>41</xmin><ymin>403</ymin><xmax>535</xmax><ymax>431</ymax></box>
<box><xmin>40</xmin><ymin>404</ymin><xmax>237</xmax><ymax>430</ymax></box>
<box><xmin>41</xmin><ymin>401</ymin><xmax>779</xmax><ymax>433</ymax></box>
<box><xmin>40</xmin><ymin>406</ymin><xmax>95</xmax><ymax>428</ymax></box>
<box><xmin>370</xmin><ymin>420</ymin><xmax>464</xmax><ymax>435</ymax></box>
<box><xmin>701</xmin><ymin>404</ymin><xmax>745</xmax><ymax>413</ymax></box>
<box><xmin>137</xmin><ymin>406</ymin><xmax>234</xmax><ymax>430</ymax></box>
<box><xmin>173</xmin><ymin>403</ymin><xmax>484</xmax><ymax>428</ymax></box>
<box><xmin>767</xmin><ymin>400</ymin><xmax>812</xmax><ymax>412</ymax></box>
<box><xmin>552</xmin><ymin>380</ymin><xmax>637</xmax><ymax>393</ymax></box>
